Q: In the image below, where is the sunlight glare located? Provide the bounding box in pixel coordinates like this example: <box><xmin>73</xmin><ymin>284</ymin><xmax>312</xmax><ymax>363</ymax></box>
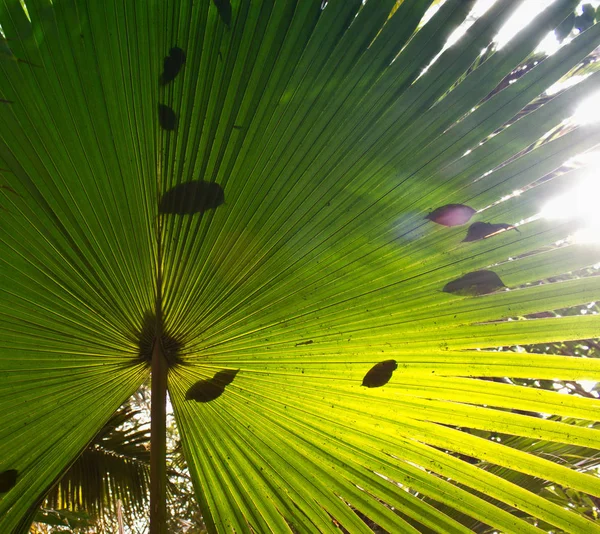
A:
<box><xmin>495</xmin><ymin>0</ymin><xmax>559</xmax><ymax>49</ymax></box>
<box><xmin>538</xmin><ymin>87</ymin><xmax>600</xmax><ymax>246</ymax></box>
<box><xmin>573</xmin><ymin>91</ymin><xmax>600</xmax><ymax>125</ymax></box>
<box><xmin>546</xmin><ymin>74</ymin><xmax>589</xmax><ymax>96</ymax></box>
<box><xmin>540</xmin><ymin>168</ymin><xmax>600</xmax><ymax>245</ymax></box>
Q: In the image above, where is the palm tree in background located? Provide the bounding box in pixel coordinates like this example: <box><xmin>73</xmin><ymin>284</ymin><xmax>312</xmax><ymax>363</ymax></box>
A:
<box><xmin>30</xmin><ymin>401</ymin><xmax>151</xmax><ymax>533</ymax></box>
<box><xmin>30</xmin><ymin>390</ymin><xmax>205</xmax><ymax>533</ymax></box>
<box><xmin>2</xmin><ymin>0</ymin><xmax>600</xmax><ymax>532</ymax></box>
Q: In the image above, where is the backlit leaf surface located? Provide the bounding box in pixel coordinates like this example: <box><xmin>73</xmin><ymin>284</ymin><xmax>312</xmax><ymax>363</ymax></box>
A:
<box><xmin>2</xmin><ymin>1</ymin><xmax>600</xmax><ymax>532</ymax></box>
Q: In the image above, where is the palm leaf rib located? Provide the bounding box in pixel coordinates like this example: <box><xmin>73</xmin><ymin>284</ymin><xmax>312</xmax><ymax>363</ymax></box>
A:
<box><xmin>2</xmin><ymin>0</ymin><xmax>600</xmax><ymax>532</ymax></box>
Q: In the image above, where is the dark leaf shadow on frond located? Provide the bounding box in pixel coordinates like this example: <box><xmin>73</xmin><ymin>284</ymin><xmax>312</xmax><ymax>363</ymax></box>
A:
<box><xmin>362</xmin><ymin>360</ymin><xmax>398</xmax><ymax>388</ymax></box>
<box><xmin>158</xmin><ymin>104</ymin><xmax>178</xmax><ymax>131</ymax></box>
<box><xmin>159</xmin><ymin>181</ymin><xmax>225</xmax><ymax>215</ymax></box>
<box><xmin>186</xmin><ymin>369</ymin><xmax>239</xmax><ymax>402</ymax></box>
<box><xmin>212</xmin><ymin>0</ymin><xmax>233</xmax><ymax>27</ymax></box>
<box><xmin>0</xmin><ymin>469</ymin><xmax>18</xmax><ymax>493</ymax></box>
<box><xmin>462</xmin><ymin>222</ymin><xmax>518</xmax><ymax>242</ymax></box>
<box><xmin>160</xmin><ymin>46</ymin><xmax>186</xmax><ymax>86</ymax></box>
<box><xmin>443</xmin><ymin>270</ymin><xmax>506</xmax><ymax>296</ymax></box>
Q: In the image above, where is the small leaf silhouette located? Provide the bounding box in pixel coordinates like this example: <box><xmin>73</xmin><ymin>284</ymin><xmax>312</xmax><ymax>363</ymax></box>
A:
<box><xmin>160</xmin><ymin>46</ymin><xmax>186</xmax><ymax>85</ymax></box>
<box><xmin>443</xmin><ymin>270</ymin><xmax>506</xmax><ymax>296</ymax></box>
<box><xmin>159</xmin><ymin>181</ymin><xmax>225</xmax><ymax>214</ymax></box>
<box><xmin>0</xmin><ymin>469</ymin><xmax>18</xmax><ymax>493</ymax></box>
<box><xmin>186</xmin><ymin>369</ymin><xmax>239</xmax><ymax>403</ymax></box>
<box><xmin>158</xmin><ymin>104</ymin><xmax>177</xmax><ymax>130</ymax></box>
<box><xmin>362</xmin><ymin>360</ymin><xmax>398</xmax><ymax>388</ymax></box>
<box><xmin>426</xmin><ymin>204</ymin><xmax>476</xmax><ymax>227</ymax></box>
<box><xmin>575</xmin><ymin>4</ymin><xmax>596</xmax><ymax>32</ymax></box>
<box><xmin>212</xmin><ymin>0</ymin><xmax>232</xmax><ymax>26</ymax></box>
<box><xmin>462</xmin><ymin>222</ymin><xmax>517</xmax><ymax>242</ymax></box>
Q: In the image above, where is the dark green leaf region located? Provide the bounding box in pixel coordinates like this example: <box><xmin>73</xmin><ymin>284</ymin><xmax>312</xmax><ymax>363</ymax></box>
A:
<box><xmin>186</xmin><ymin>369</ymin><xmax>239</xmax><ymax>403</ymax></box>
<box><xmin>426</xmin><ymin>204</ymin><xmax>476</xmax><ymax>227</ymax></box>
<box><xmin>158</xmin><ymin>104</ymin><xmax>177</xmax><ymax>130</ymax></box>
<box><xmin>0</xmin><ymin>469</ymin><xmax>18</xmax><ymax>493</ymax></box>
<box><xmin>212</xmin><ymin>0</ymin><xmax>232</xmax><ymax>26</ymax></box>
<box><xmin>160</xmin><ymin>46</ymin><xmax>186</xmax><ymax>85</ymax></box>
<box><xmin>555</xmin><ymin>12</ymin><xmax>575</xmax><ymax>41</ymax></box>
<box><xmin>159</xmin><ymin>181</ymin><xmax>225</xmax><ymax>215</ymax></box>
<box><xmin>463</xmin><ymin>222</ymin><xmax>517</xmax><ymax>242</ymax></box>
<box><xmin>443</xmin><ymin>270</ymin><xmax>506</xmax><ymax>296</ymax></box>
<box><xmin>362</xmin><ymin>360</ymin><xmax>398</xmax><ymax>388</ymax></box>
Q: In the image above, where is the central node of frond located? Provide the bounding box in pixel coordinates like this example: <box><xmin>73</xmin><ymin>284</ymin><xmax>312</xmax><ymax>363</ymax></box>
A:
<box><xmin>137</xmin><ymin>312</ymin><xmax>182</xmax><ymax>368</ymax></box>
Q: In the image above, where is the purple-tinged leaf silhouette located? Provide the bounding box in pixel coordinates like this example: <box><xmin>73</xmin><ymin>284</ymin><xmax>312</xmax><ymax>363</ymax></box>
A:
<box><xmin>462</xmin><ymin>222</ymin><xmax>518</xmax><ymax>242</ymax></box>
<box><xmin>212</xmin><ymin>0</ymin><xmax>232</xmax><ymax>26</ymax></box>
<box><xmin>186</xmin><ymin>369</ymin><xmax>239</xmax><ymax>403</ymax></box>
<box><xmin>0</xmin><ymin>99</ymin><xmax>12</xmax><ymax>104</ymax></box>
<box><xmin>362</xmin><ymin>360</ymin><xmax>398</xmax><ymax>388</ymax></box>
<box><xmin>158</xmin><ymin>104</ymin><xmax>177</xmax><ymax>131</ymax></box>
<box><xmin>443</xmin><ymin>270</ymin><xmax>506</xmax><ymax>296</ymax></box>
<box><xmin>0</xmin><ymin>469</ymin><xmax>17</xmax><ymax>493</ymax></box>
<box><xmin>160</xmin><ymin>47</ymin><xmax>186</xmax><ymax>85</ymax></box>
<box><xmin>575</xmin><ymin>4</ymin><xmax>596</xmax><ymax>32</ymax></box>
<box><xmin>426</xmin><ymin>204</ymin><xmax>476</xmax><ymax>227</ymax></box>
<box><xmin>159</xmin><ymin>181</ymin><xmax>224</xmax><ymax>214</ymax></box>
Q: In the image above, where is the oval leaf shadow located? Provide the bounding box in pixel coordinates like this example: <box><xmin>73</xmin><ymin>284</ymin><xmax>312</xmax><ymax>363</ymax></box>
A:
<box><xmin>443</xmin><ymin>270</ymin><xmax>506</xmax><ymax>296</ymax></box>
<box><xmin>212</xmin><ymin>0</ymin><xmax>232</xmax><ymax>26</ymax></box>
<box><xmin>362</xmin><ymin>360</ymin><xmax>398</xmax><ymax>388</ymax></box>
<box><xmin>160</xmin><ymin>46</ymin><xmax>186</xmax><ymax>85</ymax></box>
<box><xmin>426</xmin><ymin>204</ymin><xmax>476</xmax><ymax>227</ymax></box>
<box><xmin>186</xmin><ymin>369</ymin><xmax>239</xmax><ymax>403</ymax></box>
<box><xmin>159</xmin><ymin>181</ymin><xmax>225</xmax><ymax>215</ymax></box>
<box><xmin>463</xmin><ymin>221</ymin><xmax>517</xmax><ymax>242</ymax></box>
<box><xmin>0</xmin><ymin>469</ymin><xmax>18</xmax><ymax>493</ymax></box>
<box><xmin>158</xmin><ymin>104</ymin><xmax>177</xmax><ymax>130</ymax></box>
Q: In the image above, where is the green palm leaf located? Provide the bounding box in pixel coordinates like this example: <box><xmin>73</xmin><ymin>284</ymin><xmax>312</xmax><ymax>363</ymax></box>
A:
<box><xmin>2</xmin><ymin>0</ymin><xmax>600</xmax><ymax>532</ymax></box>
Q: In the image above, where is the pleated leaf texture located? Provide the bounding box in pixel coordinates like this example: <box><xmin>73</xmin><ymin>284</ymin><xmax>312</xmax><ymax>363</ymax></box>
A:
<box><xmin>2</xmin><ymin>0</ymin><xmax>600</xmax><ymax>532</ymax></box>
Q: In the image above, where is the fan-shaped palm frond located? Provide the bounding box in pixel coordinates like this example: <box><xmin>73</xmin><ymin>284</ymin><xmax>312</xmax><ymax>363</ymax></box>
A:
<box><xmin>2</xmin><ymin>1</ymin><xmax>600</xmax><ymax>532</ymax></box>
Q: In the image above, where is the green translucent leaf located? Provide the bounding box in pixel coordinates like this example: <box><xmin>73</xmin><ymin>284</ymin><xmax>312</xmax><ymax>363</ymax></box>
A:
<box><xmin>2</xmin><ymin>0</ymin><xmax>600</xmax><ymax>532</ymax></box>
